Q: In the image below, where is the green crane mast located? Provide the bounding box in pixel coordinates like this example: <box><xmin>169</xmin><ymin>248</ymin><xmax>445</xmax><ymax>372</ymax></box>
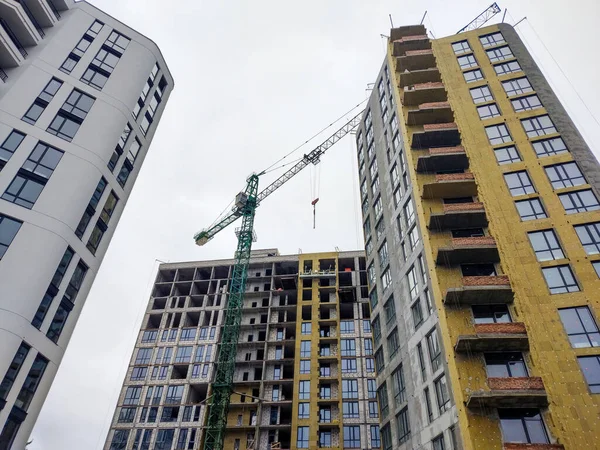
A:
<box><xmin>194</xmin><ymin>109</ymin><xmax>363</xmax><ymax>450</ymax></box>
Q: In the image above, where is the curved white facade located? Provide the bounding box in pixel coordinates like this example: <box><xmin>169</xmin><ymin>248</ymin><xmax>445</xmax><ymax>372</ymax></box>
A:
<box><xmin>0</xmin><ymin>1</ymin><xmax>173</xmax><ymax>447</ymax></box>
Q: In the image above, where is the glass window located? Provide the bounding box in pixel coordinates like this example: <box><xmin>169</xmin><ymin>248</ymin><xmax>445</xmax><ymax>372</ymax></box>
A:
<box><xmin>384</xmin><ymin>297</ymin><xmax>396</xmax><ymax>324</ymax></box>
<box><xmin>411</xmin><ymin>299</ymin><xmax>424</xmax><ymax>330</ymax></box>
<box><xmin>300</xmin><ymin>340</ymin><xmax>311</xmax><ymax>358</ymax></box>
<box><xmin>433</xmin><ymin>434</ymin><xmax>446</xmax><ymax>450</ymax></box>
<box><xmin>578</xmin><ymin>356</ymin><xmax>600</xmax><ymax>393</ymax></box>
<box><xmin>392</xmin><ymin>365</ymin><xmax>406</xmax><ymax>405</ymax></box>
<box><xmin>370</xmin><ymin>425</ymin><xmax>381</xmax><ymax>448</ymax></box>
<box><xmin>470</xmin><ymin>85</ymin><xmax>493</xmax><ymax>104</ymax></box>
<box><xmin>105</xmin><ymin>30</ymin><xmax>130</xmax><ymax>54</ymax></box>
<box><xmin>342</xmin><ymin>379</ymin><xmax>358</xmax><ymax>399</ymax></box>
<box><xmin>408</xmin><ymin>266</ymin><xmax>419</xmax><ymax>300</ymax></box>
<box><xmin>0</xmin><ymin>342</ymin><xmax>31</xmax><ymax>401</ymax></box>
<box><xmin>372</xmin><ymin>316</ymin><xmax>381</xmax><ymax>346</ymax></box>
<box><xmin>297</xmin><ymin>426</ymin><xmax>309</xmax><ymax>448</ymax></box>
<box><xmin>396</xmin><ymin>407</ymin><xmax>411</xmax><ymax>443</ymax></box>
<box><xmin>558</xmin><ymin>307</ymin><xmax>600</xmax><ymax>348</ymax></box>
<box><xmin>457</xmin><ymin>54</ymin><xmax>478</xmax><ymax>69</ymax></box>
<box><xmin>503</xmin><ymin>78</ymin><xmax>533</xmax><ymax>97</ymax></box>
<box><xmin>480</xmin><ymin>32</ymin><xmax>506</xmax><ymax>48</ymax></box>
<box><xmin>473</xmin><ymin>304</ymin><xmax>511</xmax><ymax>324</ymax></box>
<box><xmin>341</xmin><ymin>339</ymin><xmax>356</xmax><ymax>357</ymax></box>
<box><xmin>528</xmin><ymin>229</ymin><xmax>564</xmax><ymax>261</ymax></box>
<box><xmin>504</xmin><ymin>171</ymin><xmax>535</xmax><ymax>196</ymax></box>
<box><xmin>381</xmin><ymin>425</ymin><xmax>392</xmax><ymax>450</ymax></box>
<box><xmin>452</xmin><ymin>40</ymin><xmax>471</xmax><ymax>54</ymax></box>
<box><xmin>301</xmin><ymin>322</ymin><xmax>311</xmax><ymax>335</ymax></box>
<box><xmin>299</xmin><ymin>380</ymin><xmax>310</xmax><ymax>399</ymax></box>
<box><xmin>542</xmin><ymin>265</ymin><xmax>579</xmax><ymax>294</ymax></box>
<box><xmin>0</xmin><ymin>214</ymin><xmax>22</xmax><ymax>259</ymax></box>
<box><xmin>499</xmin><ymin>409</ymin><xmax>549</xmax><ymax>444</ymax></box>
<box><xmin>375</xmin><ymin>348</ymin><xmax>385</xmax><ymax>372</ymax></box>
<box><xmin>298</xmin><ymin>402</ymin><xmax>309</xmax><ymax>419</ymax></box>
<box><xmin>515</xmin><ymin>198</ymin><xmax>547</xmax><ymax>221</ymax></box>
<box><xmin>299</xmin><ymin>360</ymin><xmax>310</xmax><ymax>374</ymax></box>
<box><xmin>341</xmin><ymin>358</ymin><xmax>357</xmax><ymax>373</ymax></box>
<box><xmin>81</xmin><ymin>65</ymin><xmax>109</xmax><ymax>90</ymax></box>
<box><xmin>545</xmin><ymin>162</ymin><xmax>585</xmax><ymax>189</ymax></box>
<box><xmin>532</xmin><ymin>137</ymin><xmax>568</xmax><ymax>158</ymax></box>
<box><xmin>486</xmin><ymin>124</ymin><xmax>512</xmax><ymax>145</ymax></box>
<box><xmin>494</xmin><ymin>60</ymin><xmax>522</xmax><ymax>76</ymax></box>
<box><xmin>512</xmin><ymin>95</ymin><xmax>542</xmax><ymax>112</ymax></box>
<box><xmin>434</xmin><ymin>375</ymin><xmax>451</xmax><ymax>413</ymax></box>
<box><xmin>369</xmin><ymin>400</ymin><xmax>379</xmax><ymax>418</ymax></box>
<box><xmin>343</xmin><ymin>426</ymin><xmax>361</xmax><ymax>448</ymax></box>
<box><xmin>559</xmin><ymin>189</ymin><xmax>600</xmax><ymax>214</ymax></box>
<box><xmin>424</xmin><ymin>388</ymin><xmax>434</xmax><ymax>423</ymax></box>
<box><xmin>486</xmin><ymin>45</ymin><xmax>514</xmax><ymax>62</ymax></box>
<box><xmin>485</xmin><ymin>352</ymin><xmax>528</xmax><ymax>377</ymax></box>
<box><xmin>404</xmin><ymin>198</ymin><xmax>415</xmax><ymax>227</ymax></box>
<box><xmin>378</xmin><ymin>383</ymin><xmax>389</xmax><ymax>417</ymax></box>
<box><xmin>387</xmin><ymin>329</ymin><xmax>400</xmax><ymax>358</ymax></box>
<box><xmin>427</xmin><ymin>329</ymin><xmax>442</xmax><ymax>372</ymax></box>
<box><xmin>22</xmin><ymin>78</ymin><xmax>63</xmax><ymax>125</ymax></box>
<box><xmin>463</xmin><ymin>69</ymin><xmax>484</xmax><ymax>83</ymax></box>
<box><xmin>477</xmin><ymin>103</ymin><xmax>501</xmax><ymax>119</ymax></box>
<box><xmin>109</xmin><ymin>430</ymin><xmax>129</xmax><ymax>450</ymax></box>
<box><xmin>521</xmin><ymin>115</ymin><xmax>557</xmax><ymax>137</ymax></box>
<box><xmin>14</xmin><ymin>354</ymin><xmax>48</xmax><ymax>411</ymax></box>
<box><xmin>342</xmin><ymin>401</ymin><xmax>359</xmax><ymax>418</ymax></box>
<box><xmin>0</xmin><ymin>130</ymin><xmax>25</xmax><ymax>164</ymax></box>
<box><xmin>494</xmin><ymin>146</ymin><xmax>521</xmax><ymax>165</ymax></box>
<box><xmin>575</xmin><ymin>223</ymin><xmax>600</xmax><ymax>255</ymax></box>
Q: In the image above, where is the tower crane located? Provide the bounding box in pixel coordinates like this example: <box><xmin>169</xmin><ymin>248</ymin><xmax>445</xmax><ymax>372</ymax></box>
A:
<box><xmin>194</xmin><ymin>109</ymin><xmax>363</xmax><ymax>450</ymax></box>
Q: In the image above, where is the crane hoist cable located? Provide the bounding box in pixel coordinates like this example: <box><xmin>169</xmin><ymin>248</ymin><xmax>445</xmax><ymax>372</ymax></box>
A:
<box><xmin>193</xmin><ymin>105</ymin><xmax>364</xmax><ymax>450</ymax></box>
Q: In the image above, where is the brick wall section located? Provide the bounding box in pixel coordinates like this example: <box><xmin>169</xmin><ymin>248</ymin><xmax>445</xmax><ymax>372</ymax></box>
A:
<box><xmin>503</xmin><ymin>444</ymin><xmax>564</xmax><ymax>450</ymax></box>
<box><xmin>452</xmin><ymin>236</ymin><xmax>496</xmax><ymax>247</ymax></box>
<box><xmin>412</xmin><ymin>81</ymin><xmax>444</xmax><ymax>90</ymax></box>
<box><xmin>463</xmin><ymin>275</ymin><xmax>510</xmax><ymax>286</ymax></box>
<box><xmin>419</xmin><ymin>101</ymin><xmax>450</xmax><ymax>110</ymax></box>
<box><xmin>424</xmin><ymin>122</ymin><xmax>457</xmax><ymax>131</ymax></box>
<box><xmin>475</xmin><ymin>322</ymin><xmax>526</xmax><ymax>334</ymax></box>
<box><xmin>405</xmin><ymin>49</ymin><xmax>433</xmax><ymax>56</ymax></box>
<box><xmin>395</xmin><ymin>34</ymin><xmax>429</xmax><ymax>43</ymax></box>
<box><xmin>443</xmin><ymin>202</ymin><xmax>483</xmax><ymax>212</ymax></box>
<box><xmin>435</xmin><ymin>172</ymin><xmax>474</xmax><ymax>182</ymax></box>
<box><xmin>430</xmin><ymin>146</ymin><xmax>464</xmax><ymax>155</ymax></box>
<box><xmin>488</xmin><ymin>377</ymin><xmax>544</xmax><ymax>391</ymax></box>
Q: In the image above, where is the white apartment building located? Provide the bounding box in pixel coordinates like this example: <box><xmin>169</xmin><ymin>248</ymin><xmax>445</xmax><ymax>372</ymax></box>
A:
<box><xmin>0</xmin><ymin>1</ymin><xmax>173</xmax><ymax>447</ymax></box>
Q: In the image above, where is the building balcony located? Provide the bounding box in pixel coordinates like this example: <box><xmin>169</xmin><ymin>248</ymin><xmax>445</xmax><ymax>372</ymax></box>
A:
<box><xmin>396</xmin><ymin>49</ymin><xmax>436</xmax><ymax>72</ymax></box>
<box><xmin>422</xmin><ymin>172</ymin><xmax>477</xmax><ymax>199</ymax></box>
<box><xmin>444</xmin><ymin>275</ymin><xmax>514</xmax><ymax>305</ymax></box>
<box><xmin>390</xmin><ymin>24</ymin><xmax>427</xmax><ymax>41</ymax></box>
<box><xmin>399</xmin><ymin>67</ymin><xmax>441</xmax><ymax>88</ymax></box>
<box><xmin>436</xmin><ymin>236</ymin><xmax>499</xmax><ymax>265</ymax></box>
<box><xmin>455</xmin><ymin>322</ymin><xmax>528</xmax><ymax>353</ymax></box>
<box><xmin>467</xmin><ymin>377</ymin><xmax>548</xmax><ymax>409</ymax></box>
<box><xmin>503</xmin><ymin>444</ymin><xmax>564</xmax><ymax>450</ymax></box>
<box><xmin>403</xmin><ymin>82</ymin><xmax>447</xmax><ymax>106</ymax></box>
<box><xmin>392</xmin><ymin>34</ymin><xmax>430</xmax><ymax>56</ymax></box>
<box><xmin>417</xmin><ymin>146</ymin><xmax>468</xmax><ymax>173</ymax></box>
<box><xmin>429</xmin><ymin>201</ymin><xmax>487</xmax><ymax>230</ymax></box>
<box><xmin>0</xmin><ymin>17</ymin><xmax>27</xmax><ymax>66</ymax></box>
<box><xmin>17</xmin><ymin>0</ymin><xmax>58</xmax><ymax>29</ymax></box>
<box><xmin>317</xmin><ymin>395</ymin><xmax>339</xmax><ymax>404</ymax></box>
<box><xmin>0</xmin><ymin>0</ymin><xmax>43</xmax><ymax>46</ymax></box>
<box><xmin>412</xmin><ymin>122</ymin><xmax>460</xmax><ymax>149</ymax></box>
<box><xmin>407</xmin><ymin>101</ymin><xmax>453</xmax><ymax>126</ymax></box>
<box><xmin>48</xmin><ymin>0</ymin><xmax>68</xmax><ymax>10</ymax></box>
<box><xmin>300</xmin><ymin>269</ymin><xmax>336</xmax><ymax>278</ymax></box>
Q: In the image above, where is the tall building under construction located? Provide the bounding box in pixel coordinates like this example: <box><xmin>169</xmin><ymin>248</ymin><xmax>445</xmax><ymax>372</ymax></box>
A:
<box><xmin>105</xmin><ymin>250</ymin><xmax>380</xmax><ymax>449</ymax></box>
<box><xmin>104</xmin><ymin>21</ymin><xmax>600</xmax><ymax>450</ymax></box>
<box><xmin>356</xmin><ymin>22</ymin><xmax>600</xmax><ymax>450</ymax></box>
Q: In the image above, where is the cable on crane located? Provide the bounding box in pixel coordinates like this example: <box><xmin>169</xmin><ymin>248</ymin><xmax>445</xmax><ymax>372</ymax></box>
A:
<box><xmin>259</xmin><ymin>99</ymin><xmax>367</xmax><ymax>175</ymax></box>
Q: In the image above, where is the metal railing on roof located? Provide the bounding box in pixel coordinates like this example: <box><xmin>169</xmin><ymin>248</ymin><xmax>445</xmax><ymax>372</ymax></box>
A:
<box><xmin>0</xmin><ymin>19</ymin><xmax>28</xmax><ymax>57</ymax></box>
<box><xmin>15</xmin><ymin>0</ymin><xmax>45</xmax><ymax>37</ymax></box>
<box><xmin>46</xmin><ymin>0</ymin><xmax>61</xmax><ymax>19</ymax></box>
<box><xmin>0</xmin><ymin>67</ymin><xmax>7</xmax><ymax>82</ymax></box>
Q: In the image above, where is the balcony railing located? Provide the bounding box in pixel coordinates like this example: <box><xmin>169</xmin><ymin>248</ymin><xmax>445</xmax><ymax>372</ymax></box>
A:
<box><xmin>0</xmin><ymin>67</ymin><xmax>7</xmax><ymax>82</ymax></box>
<box><xmin>0</xmin><ymin>18</ymin><xmax>27</xmax><ymax>57</ymax></box>
<box><xmin>47</xmin><ymin>0</ymin><xmax>61</xmax><ymax>19</ymax></box>
<box><xmin>15</xmin><ymin>0</ymin><xmax>45</xmax><ymax>37</ymax></box>
<box><xmin>436</xmin><ymin>236</ymin><xmax>499</xmax><ymax>265</ymax></box>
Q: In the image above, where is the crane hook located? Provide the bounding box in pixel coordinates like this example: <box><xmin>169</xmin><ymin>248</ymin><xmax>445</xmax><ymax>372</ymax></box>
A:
<box><xmin>311</xmin><ymin>198</ymin><xmax>319</xmax><ymax>229</ymax></box>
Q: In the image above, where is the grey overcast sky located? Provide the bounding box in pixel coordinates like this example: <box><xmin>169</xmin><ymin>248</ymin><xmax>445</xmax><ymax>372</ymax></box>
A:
<box><xmin>30</xmin><ymin>0</ymin><xmax>600</xmax><ymax>448</ymax></box>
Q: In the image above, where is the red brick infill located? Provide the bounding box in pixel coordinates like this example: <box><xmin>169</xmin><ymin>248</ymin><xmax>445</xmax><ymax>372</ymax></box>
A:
<box><xmin>435</xmin><ymin>172</ymin><xmax>473</xmax><ymax>182</ymax></box>
<box><xmin>504</xmin><ymin>444</ymin><xmax>564</xmax><ymax>450</ymax></box>
<box><xmin>463</xmin><ymin>275</ymin><xmax>510</xmax><ymax>286</ymax></box>
<box><xmin>405</xmin><ymin>49</ymin><xmax>434</xmax><ymax>56</ymax></box>
<box><xmin>412</xmin><ymin>81</ymin><xmax>444</xmax><ymax>90</ymax></box>
<box><xmin>443</xmin><ymin>202</ymin><xmax>483</xmax><ymax>212</ymax></box>
<box><xmin>488</xmin><ymin>377</ymin><xmax>544</xmax><ymax>391</ymax></box>
<box><xmin>424</xmin><ymin>122</ymin><xmax>457</xmax><ymax>131</ymax></box>
<box><xmin>430</xmin><ymin>146</ymin><xmax>464</xmax><ymax>155</ymax></box>
<box><xmin>419</xmin><ymin>101</ymin><xmax>450</xmax><ymax>110</ymax></box>
<box><xmin>475</xmin><ymin>322</ymin><xmax>526</xmax><ymax>334</ymax></box>
<box><xmin>451</xmin><ymin>236</ymin><xmax>496</xmax><ymax>247</ymax></box>
<box><xmin>395</xmin><ymin>34</ymin><xmax>429</xmax><ymax>43</ymax></box>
